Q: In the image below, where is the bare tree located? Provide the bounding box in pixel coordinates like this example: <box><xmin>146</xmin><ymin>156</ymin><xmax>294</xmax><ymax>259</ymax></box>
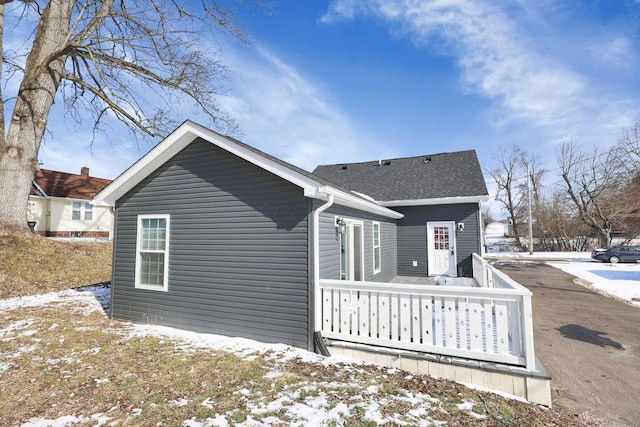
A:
<box><xmin>535</xmin><ymin>190</ymin><xmax>592</xmax><ymax>251</ymax></box>
<box><xmin>488</xmin><ymin>145</ymin><xmax>544</xmax><ymax>249</ymax></box>
<box><xmin>557</xmin><ymin>141</ymin><xmax>626</xmax><ymax>248</ymax></box>
<box><xmin>616</xmin><ymin>121</ymin><xmax>640</xmax><ymax>174</ymax></box>
<box><xmin>613</xmin><ymin>121</ymin><xmax>640</xmax><ymax>240</ymax></box>
<box><xmin>0</xmin><ymin>0</ymin><xmax>254</xmax><ymax>235</ymax></box>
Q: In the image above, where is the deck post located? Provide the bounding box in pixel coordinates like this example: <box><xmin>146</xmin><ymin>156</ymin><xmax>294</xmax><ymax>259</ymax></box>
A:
<box><xmin>522</xmin><ymin>293</ymin><xmax>536</xmax><ymax>371</ymax></box>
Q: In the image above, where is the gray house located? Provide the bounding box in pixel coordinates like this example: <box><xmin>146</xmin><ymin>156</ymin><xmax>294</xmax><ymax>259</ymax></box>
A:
<box><xmin>94</xmin><ymin>121</ymin><xmax>488</xmax><ymax>352</ymax></box>
<box><xmin>314</xmin><ymin>151</ymin><xmax>488</xmax><ymax>277</ymax></box>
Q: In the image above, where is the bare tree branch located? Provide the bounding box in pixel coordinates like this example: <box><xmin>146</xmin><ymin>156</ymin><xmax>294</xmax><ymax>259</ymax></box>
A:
<box><xmin>0</xmin><ymin>0</ymin><xmax>259</xmax><ymax>234</ymax></box>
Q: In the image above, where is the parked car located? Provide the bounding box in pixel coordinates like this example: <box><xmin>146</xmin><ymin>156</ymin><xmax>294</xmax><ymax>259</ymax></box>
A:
<box><xmin>591</xmin><ymin>246</ymin><xmax>640</xmax><ymax>263</ymax></box>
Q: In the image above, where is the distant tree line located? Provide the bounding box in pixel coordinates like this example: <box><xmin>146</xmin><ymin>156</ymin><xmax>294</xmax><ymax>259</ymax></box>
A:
<box><xmin>488</xmin><ymin>121</ymin><xmax>640</xmax><ymax>251</ymax></box>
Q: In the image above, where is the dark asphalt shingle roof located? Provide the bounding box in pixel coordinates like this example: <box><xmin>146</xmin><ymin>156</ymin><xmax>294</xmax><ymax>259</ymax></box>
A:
<box><xmin>313</xmin><ymin>150</ymin><xmax>488</xmax><ymax>202</ymax></box>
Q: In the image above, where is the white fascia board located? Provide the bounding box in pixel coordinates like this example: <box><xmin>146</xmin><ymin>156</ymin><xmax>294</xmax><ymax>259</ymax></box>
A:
<box><xmin>380</xmin><ymin>195</ymin><xmax>490</xmax><ymax>207</ymax></box>
<box><xmin>94</xmin><ymin>121</ymin><xmax>320</xmax><ymax>206</ymax></box>
<box><xmin>32</xmin><ymin>181</ymin><xmax>48</xmax><ymax>198</ymax></box>
<box><xmin>323</xmin><ymin>187</ymin><xmax>404</xmax><ymax>219</ymax></box>
<box><xmin>92</xmin><ymin>120</ymin><xmax>403</xmax><ymax>220</ymax></box>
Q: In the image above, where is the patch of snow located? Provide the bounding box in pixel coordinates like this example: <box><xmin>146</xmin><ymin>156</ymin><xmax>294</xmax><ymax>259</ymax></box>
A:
<box><xmin>169</xmin><ymin>398</ymin><xmax>191</xmax><ymax>407</ymax></box>
<box><xmin>201</xmin><ymin>397</ymin><xmax>214</xmax><ymax>409</ymax></box>
<box><xmin>20</xmin><ymin>416</ymin><xmax>75</xmax><ymax>427</ymax></box>
<box><xmin>0</xmin><ymin>318</ymin><xmax>37</xmax><ymax>337</ymax></box>
<box><xmin>0</xmin><ymin>288</ymin><xmax>106</xmax><ymax>315</ymax></box>
<box><xmin>547</xmin><ymin>260</ymin><xmax>640</xmax><ymax>307</ymax></box>
<box><xmin>94</xmin><ymin>378</ymin><xmax>109</xmax><ymax>385</ymax></box>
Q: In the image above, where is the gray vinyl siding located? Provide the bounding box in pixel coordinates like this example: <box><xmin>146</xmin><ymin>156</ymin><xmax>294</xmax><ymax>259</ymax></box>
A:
<box><xmin>317</xmin><ymin>203</ymin><xmax>397</xmax><ymax>282</ymax></box>
<box><xmin>396</xmin><ymin>203</ymin><xmax>481</xmax><ymax>277</ymax></box>
<box><xmin>112</xmin><ymin>138</ymin><xmax>310</xmax><ymax>349</ymax></box>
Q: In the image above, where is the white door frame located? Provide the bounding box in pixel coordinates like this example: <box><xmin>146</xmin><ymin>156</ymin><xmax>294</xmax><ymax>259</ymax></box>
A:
<box><xmin>427</xmin><ymin>221</ymin><xmax>457</xmax><ymax>276</ymax></box>
<box><xmin>338</xmin><ymin>218</ymin><xmax>365</xmax><ymax>281</ymax></box>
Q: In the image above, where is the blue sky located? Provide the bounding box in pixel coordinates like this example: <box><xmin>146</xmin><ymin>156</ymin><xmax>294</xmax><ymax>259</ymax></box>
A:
<box><xmin>37</xmin><ymin>0</ymin><xmax>640</xmax><ymax>209</ymax></box>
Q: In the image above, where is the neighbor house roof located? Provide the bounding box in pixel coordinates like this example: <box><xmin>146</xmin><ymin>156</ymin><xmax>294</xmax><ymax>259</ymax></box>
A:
<box><xmin>93</xmin><ymin>120</ymin><xmax>403</xmax><ymax>219</ymax></box>
<box><xmin>31</xmin><ymin>169</ymin><xmax>112</xmax><ymax>200</ymax></box>
<box><xmin>313</xmin><ymin>151</ymin><xmax>489</xmax><ymax>206</ymax></box>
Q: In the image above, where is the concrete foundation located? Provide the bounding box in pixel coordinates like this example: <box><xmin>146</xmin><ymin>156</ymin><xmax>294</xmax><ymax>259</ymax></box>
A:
<box><xmin>327</xmin><ymin>340</ymin><xmax>552</xmax><ymax>407</ymax></box>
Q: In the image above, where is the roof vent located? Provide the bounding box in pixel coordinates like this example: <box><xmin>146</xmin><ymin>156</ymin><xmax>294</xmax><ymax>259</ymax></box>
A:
<box><xmin>341</xmin><ymin>165</ymin><xmax>348</xmax><ymax>170</ymax></box>
<box><xmin>384</xmin><ymin>160</ymin><xmax>391</xmax><ymax>166</ymax></box>
<box><xmin>424</xmin><ymin>156</ymin><xmax>432</xmax><ymax>163</ymax></box>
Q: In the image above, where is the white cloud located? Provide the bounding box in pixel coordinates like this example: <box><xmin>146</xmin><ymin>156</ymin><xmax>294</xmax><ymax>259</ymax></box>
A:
<box><xmin>318</xmin><ymin>0</ymin><xmax>363</xmax><ymax>24</ymax></box>
<box><xmin>589</xmin><ymin>36</ymin><xmax>636</xmax><ymax>69</ymax></box>
<box><xmin>320</xmin><ymin>0</ymin><xmax>639</xmax><ymax>147</ymax></box>
<box><xmin>216</xmin><ymin>45</ymin><xmax>396</xmax><ymax>171</ymax></box>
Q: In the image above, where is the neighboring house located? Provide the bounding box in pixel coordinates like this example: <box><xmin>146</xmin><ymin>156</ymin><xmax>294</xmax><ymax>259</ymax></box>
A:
<box><xmin>314</xmin><ymin>152</ymin><xmax>489</xmax><ymax>277</ymax></box>
<box><xmin>29</xmin><ymin>167</ymin><xmax>114</xmax><ymax>239</ymax></box>
<box><xmin>485</xmin><ymin>221</ymin><xmax>509</xmax><ymax>238</ymax></box>
<box><xmin>94</xmin><ymin>121</ymin><xmax>489</xmax><ymax>351</ymax></box>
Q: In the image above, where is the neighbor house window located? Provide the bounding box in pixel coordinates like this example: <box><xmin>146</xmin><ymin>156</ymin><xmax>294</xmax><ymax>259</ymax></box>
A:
<box><xmin>373</xmin><ymin>222</ymin><xmax>381</xmax><ymax>273</ymax></box>
<box><xmin>72</xmin><ymin>201</ymin><xmax>93</xmax><ymax>220</ymax></box>
<box><xmin>135</xmin><ymin>215</ymin><xmax>170</xmax><ymax>291</ymax></box>
<box><xmin>84</xmin><ymin>203</ymin><xmax>93</xmax><ymax>220</ymax></box>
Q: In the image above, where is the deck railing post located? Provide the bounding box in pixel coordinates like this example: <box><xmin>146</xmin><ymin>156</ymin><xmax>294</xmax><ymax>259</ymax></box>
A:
<box><xmin>521</xmin><ymin>293</ymin><xmax>536</xmax><ymax>371</ymax></box>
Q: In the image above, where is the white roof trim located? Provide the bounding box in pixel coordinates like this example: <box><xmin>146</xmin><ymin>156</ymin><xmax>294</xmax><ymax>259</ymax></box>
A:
<box><xmin>93</xmin><ymin>121</ymin><xmax>402</xmax><ymax>219</ymax></box>
<box><xmin>32</xmin><ymin>181</ymin><xmax>48</xmax><ymax>198</ymax></box>
<box><xmin>380</xmin><ymin>195</ymin><xmax>490</xmax><ymax>207</ymax></box>
<box><xmin>94</xmin><ymin>121</ymin><xmax>320</xmax><ymax>205</ymax></box>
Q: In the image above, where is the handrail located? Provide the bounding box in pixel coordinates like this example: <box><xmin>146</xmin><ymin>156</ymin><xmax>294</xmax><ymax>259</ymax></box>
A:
<box><xmin>320</xmin><ymin>255</ymin><xmax>537</xmax><ymax>371</ymax></box>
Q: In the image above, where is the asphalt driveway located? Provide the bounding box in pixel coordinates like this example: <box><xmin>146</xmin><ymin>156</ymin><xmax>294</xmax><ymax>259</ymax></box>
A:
<box><xmin>496</xmin><ymin>262</ymin><xmax>640</xmax><ymax>426</ymax></box>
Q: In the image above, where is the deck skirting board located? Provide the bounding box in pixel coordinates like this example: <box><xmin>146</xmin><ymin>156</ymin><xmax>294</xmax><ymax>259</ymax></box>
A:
<box><xmin>326</xmin><ymin>340</ymin><xmax>552</xmax><ymax>407</ymax></box>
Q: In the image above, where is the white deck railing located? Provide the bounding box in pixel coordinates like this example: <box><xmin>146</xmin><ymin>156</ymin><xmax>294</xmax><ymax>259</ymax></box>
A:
<box><xmin>320</xmin><ymin>255</ymin><xmax>536</xmax><ymax>370</ymax></box>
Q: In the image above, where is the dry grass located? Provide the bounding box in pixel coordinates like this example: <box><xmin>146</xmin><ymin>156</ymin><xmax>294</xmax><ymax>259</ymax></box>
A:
<box><xmin>0</xmin><ymin>234</ymin><xmax>111</xmax><ymax>299</ymax></box>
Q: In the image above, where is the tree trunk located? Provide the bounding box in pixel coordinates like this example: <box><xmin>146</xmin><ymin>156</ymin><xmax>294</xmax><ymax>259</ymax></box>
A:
<box><xmin>0</xmin><ymin>1</ymin><xmax>73</xmax><ymax>235</ymax></box>
<box><xmin>596</xmin><ymin>228</ymin><xmax>611</xmax><ymax>248</ymax></box>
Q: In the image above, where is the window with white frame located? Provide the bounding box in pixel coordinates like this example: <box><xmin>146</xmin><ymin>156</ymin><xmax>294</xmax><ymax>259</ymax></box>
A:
<box><xmin>135</xmin><ymin>215</ymin><xmax>170</xmax><ymax>291</ymax></box>
<box><xmin>372</xmin><ymin>222</ymin><xmax>381</xmax><ymax>273</ymax></box>
<box><xmin>72</xmin><ymin>201</ymin><xmax>93</xmax><ymax>220</ymax></box>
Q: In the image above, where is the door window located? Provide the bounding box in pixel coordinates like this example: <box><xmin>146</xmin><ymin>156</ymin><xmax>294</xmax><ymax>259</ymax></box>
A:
<box><xmin>433</xmin><ymin>226</ymin><xmax>450</xmax><ymax>250</ymax></box>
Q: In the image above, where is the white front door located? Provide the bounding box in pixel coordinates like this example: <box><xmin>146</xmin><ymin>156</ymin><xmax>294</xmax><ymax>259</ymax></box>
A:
<box><xmin>339</xmin><ymin>220</ymin><xmax>364</xmax><ymax>281</ymax></box>
<box><xmin>427</xmin><ymin>221</ymin><xmax>456</xmax><ymax>276</ymax></box>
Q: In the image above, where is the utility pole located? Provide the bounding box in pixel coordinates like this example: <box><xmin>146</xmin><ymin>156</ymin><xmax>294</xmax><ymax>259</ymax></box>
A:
<box><xmin>527</xmin><ymin>166</ymin><xmax>534</xmax><ymax>254</ymax></box>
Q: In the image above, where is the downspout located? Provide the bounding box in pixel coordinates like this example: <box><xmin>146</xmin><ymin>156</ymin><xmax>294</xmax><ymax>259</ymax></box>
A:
<box><xmin>479</xmin><ymin>201</ymin><xmax>485</xmax><ymax>257</ymax></box>
<box><xmin>108</xmin><ymin>204</ymin><xmax>118</xmax><ymax>320</ymax></box>
<box><xmin>312</xmin><ymin>192</ymin><xmax>334</xmax><ymax>356</ymax></box>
